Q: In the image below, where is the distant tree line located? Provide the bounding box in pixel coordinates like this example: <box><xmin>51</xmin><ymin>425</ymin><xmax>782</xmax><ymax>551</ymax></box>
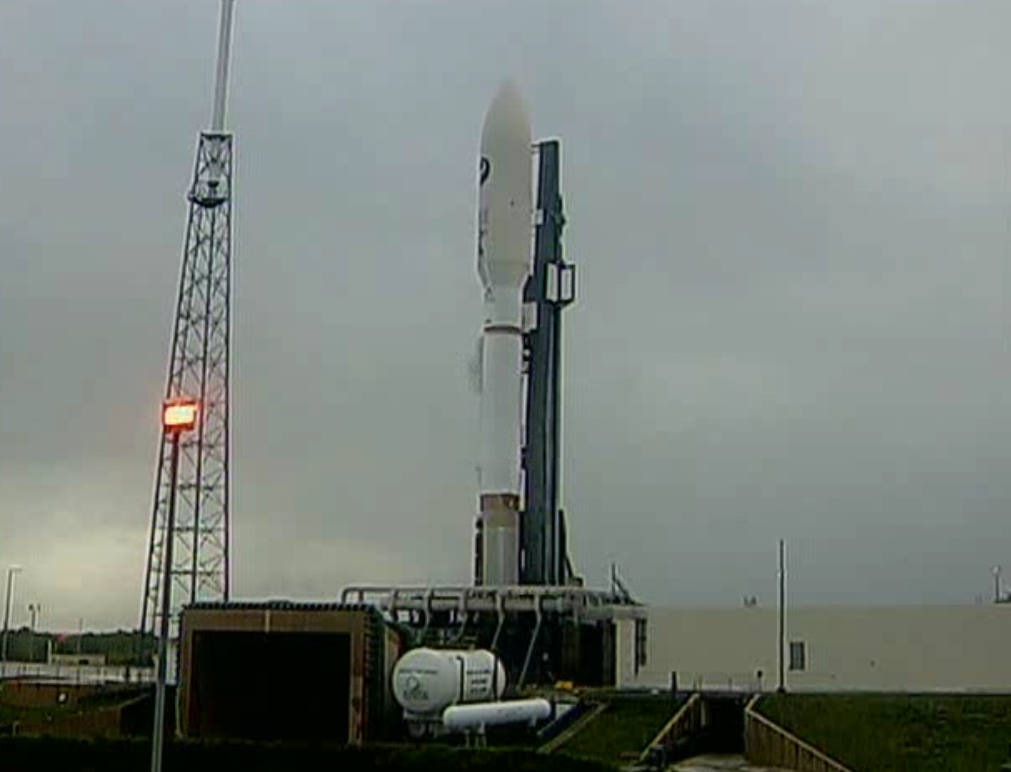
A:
<box><xmin>1</xmin><ymin>629</ymin><xmax>157</xmax><ymax>665</ymax></box>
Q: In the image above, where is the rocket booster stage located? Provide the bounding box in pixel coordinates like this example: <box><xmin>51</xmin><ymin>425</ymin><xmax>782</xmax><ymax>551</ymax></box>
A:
<box><xmin>475</xmin><ymin>82</ymin><xmax>533</xmax><ymax>586</ymax></box>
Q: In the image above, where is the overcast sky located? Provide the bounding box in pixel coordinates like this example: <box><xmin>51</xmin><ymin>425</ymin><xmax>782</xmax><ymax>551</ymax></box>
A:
<box><xmin>1</xmin><ymin>0</ymin><xmax>1010</xmax><ymax>631</ymax></box>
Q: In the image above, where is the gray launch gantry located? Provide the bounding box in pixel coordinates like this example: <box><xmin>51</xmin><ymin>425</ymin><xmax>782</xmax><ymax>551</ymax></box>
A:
<box><xmin>520</xmin><ymin>138</ymin><xmax>576</xmax><ymax>588</ymax></box>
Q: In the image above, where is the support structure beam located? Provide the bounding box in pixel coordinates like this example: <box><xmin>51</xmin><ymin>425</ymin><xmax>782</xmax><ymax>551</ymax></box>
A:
<box><xmin>520</xmin><ymin>139</ymin><xmax>576</xmax><ymax>586</ymax></box>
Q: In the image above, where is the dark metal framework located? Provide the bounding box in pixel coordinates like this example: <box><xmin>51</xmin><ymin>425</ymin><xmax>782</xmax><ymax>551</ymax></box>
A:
<box><xmin>342</xmin><ymin>584</ymin><xmax>645</xmax><ymax>687</ymax></box>
<box><xmin>520</xmin><ymin>140</ymin><xmax>576</xmax><ymax>586</ymax></box>
<box><xmin>140</xmin><ymin>133</ymin><xmax>233</xmax><ymax>641</ymax></box>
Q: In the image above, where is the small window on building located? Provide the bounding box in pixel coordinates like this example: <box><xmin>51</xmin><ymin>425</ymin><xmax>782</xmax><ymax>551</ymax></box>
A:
<box><xmin>634</xmin><ymin>618</ymin><xmax>648</xmax><ymax>673</ymax></box>
<box><xmin>789</xmin><ymin>641</ymin><xmax>806</xmax><ymax>672</ymax></box>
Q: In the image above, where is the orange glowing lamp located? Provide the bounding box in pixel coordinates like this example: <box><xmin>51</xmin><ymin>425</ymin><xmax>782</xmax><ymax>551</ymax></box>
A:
<box><xmin>163</xmin><ymin>399</ymin><xmax>199</xmax><ymax>432</ymax></box>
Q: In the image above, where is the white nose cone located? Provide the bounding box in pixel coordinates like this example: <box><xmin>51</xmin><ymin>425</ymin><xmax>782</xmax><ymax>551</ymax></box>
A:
<box><xmin>477</xmin><ymin>81</ymin><xmax>533</xmax><ymax>291</ymax></box>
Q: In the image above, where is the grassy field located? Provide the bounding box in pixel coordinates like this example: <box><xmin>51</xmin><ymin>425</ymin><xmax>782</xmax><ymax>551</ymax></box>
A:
<box><xmin>0</xmin><ymin>686</ymin><xmax>150</xmax><ymax>730</ymax></box>
<box><xmin>0</xmin><ymin>701</ymin><xmax>77</xmax><ymax>726</ymax></box>
<box><xmin>558</xmin><ymin>694</ymin><xmax>682</xmax><ymax>766</ymax></box>
<box><xmin>758</xmin><ymin>694</ymin><xmax>1011</xmax><ymax>772</ymax></box>
<box><xmin>0</xmin><ymin>737</ymin><xmax>618</xmax><ymax>772</ymax></box>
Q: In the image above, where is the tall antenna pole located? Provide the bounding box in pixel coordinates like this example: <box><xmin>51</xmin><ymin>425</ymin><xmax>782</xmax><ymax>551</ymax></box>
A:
<box><xmin>777</xmin><ymin>539</ymin><xmax>786</xmax><ymax>693</ymax></box>
<box><xmin>140</xmin><ymin>0</ymin><xmax>237</xmax><ymax>650</ymax></box>
<box><xmin>211</xmin><ymin>0</ymin><xmax>235</xmax><ymax>134</ymax></box>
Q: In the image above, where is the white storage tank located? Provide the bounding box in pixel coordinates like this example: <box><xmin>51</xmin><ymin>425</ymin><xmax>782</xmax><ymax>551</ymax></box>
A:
<box><xmin>392</xmin><ymin>648</ymin><xmax>506</xmax><ymax>718</ymax></box>
<box><xmin>443</xmin><ymin>698</ymin><xmax>552</xmax><ymax>730</ymax></box>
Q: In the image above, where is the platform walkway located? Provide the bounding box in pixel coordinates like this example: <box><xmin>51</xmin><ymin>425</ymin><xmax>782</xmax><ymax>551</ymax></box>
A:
<box><xmin>672</xmin><ymin>754</ymin><xmax>791</xmax><ymax>771</ymax></box>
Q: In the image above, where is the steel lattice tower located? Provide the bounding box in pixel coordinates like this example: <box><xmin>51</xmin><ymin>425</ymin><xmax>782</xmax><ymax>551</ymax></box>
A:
<box><xmin>140</xmin><ymin>0</ymin><xmax>236</xmax><ymax>642</ymax></box>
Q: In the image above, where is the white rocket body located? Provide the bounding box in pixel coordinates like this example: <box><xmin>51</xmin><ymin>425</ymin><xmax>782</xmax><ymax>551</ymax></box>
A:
<box><xmin>476</xmin><ymin>82</ymin><xmax>533</xmax><ymax>586</ymax></box>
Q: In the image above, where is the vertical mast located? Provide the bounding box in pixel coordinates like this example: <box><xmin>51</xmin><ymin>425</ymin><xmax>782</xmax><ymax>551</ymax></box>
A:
<box><xmin>140</xmin><ymin>0</ymin><xmax>238</xmax><ymax>651</ymax></box>
<box><xmin>777</xmin><ymin>539</ymin><xmax>786</xmax><ymax>692</ymax></box>
<box><xmin>210</xmin><ymin>0</ymin><xmax>235</xmax><ymax>133</ymax></box>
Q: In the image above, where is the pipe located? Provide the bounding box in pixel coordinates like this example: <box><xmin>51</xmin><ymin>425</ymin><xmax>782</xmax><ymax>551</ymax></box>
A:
<box><xmin>490</xmin><ymin>591</ymin><xmax>506</xmax><ymax>651</ymax></box>
<box><xmin>517</xmin><ymin>595</ymin><xmax>544</xmax><ymax>689</ymax></box>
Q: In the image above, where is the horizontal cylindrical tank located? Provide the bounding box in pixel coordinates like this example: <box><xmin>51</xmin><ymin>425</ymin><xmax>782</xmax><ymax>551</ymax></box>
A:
<box><xmin>392</xmin><ymin>648</ymin><xmax>506</xmax><ymax>717</ymax></box>
<box><xmin>443</xmin><ymin>698</ymin><xmax>552</xmax><ymax>730</ymax></box>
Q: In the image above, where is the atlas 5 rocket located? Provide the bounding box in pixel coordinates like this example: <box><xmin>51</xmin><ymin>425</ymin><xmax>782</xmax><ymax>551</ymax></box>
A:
<box><xmin>475</xmin><ymin>82</ymin><xmax>533</xmax><ymax>586</ymax></box>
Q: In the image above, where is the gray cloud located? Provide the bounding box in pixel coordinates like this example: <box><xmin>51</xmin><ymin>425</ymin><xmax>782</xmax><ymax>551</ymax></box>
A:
<box><xmin>1</xmin><ymin>0</ymin><xmax>1009</xmax><ymax>630</ymax></box>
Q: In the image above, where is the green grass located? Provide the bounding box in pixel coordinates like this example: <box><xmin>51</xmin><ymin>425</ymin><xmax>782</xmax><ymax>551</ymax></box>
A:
<box><xmin>0</xmin><ymin>701</ymin><xmax>77</xmax><ymax>726</ymax></box>
<box><xmin>558</xmin><ymin>694</ymin><xmax>682</xmax><ymax>766</ymax></box>
<box><xmin>0</xmin><ymin>737</ymin><xmax>618</xmax><ymax>772</ymax></box>
<box><xmin>758</xmin><ymin>694</ymin><xmax>1011</xmax><ymax>772</ymax></box>
<box><xmin>0</xmin><ymin>687</ymin><xmax>147</xmax><ymax>728</ymax></box>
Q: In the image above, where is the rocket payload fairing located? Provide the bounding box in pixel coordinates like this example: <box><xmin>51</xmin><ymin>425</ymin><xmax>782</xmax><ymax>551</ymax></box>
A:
<box><xmin>475</xmin><ymin>81</ymin><xmax>533</xmax><ymax>586</ymax></box>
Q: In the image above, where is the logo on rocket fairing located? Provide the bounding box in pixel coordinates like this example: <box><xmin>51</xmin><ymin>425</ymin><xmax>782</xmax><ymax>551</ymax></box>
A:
<box><xmin>476</xmin><ymin>156</ymin><xmax>491</xmax><ymax>295</ymax></box>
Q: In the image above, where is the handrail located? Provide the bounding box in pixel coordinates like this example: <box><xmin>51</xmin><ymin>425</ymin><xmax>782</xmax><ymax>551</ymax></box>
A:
<box><xmin>639</xmin><ymin>692</ymin><xmax>701</xmax><ymax>762</ymax></box>
<box><xmin>538</xmin><ymin>701</ymin><xmax>608</xmax><ymax>754</ymax></box>
<box><xmin>745</xmin><ymin>695</ymin><xmax>855</xmax><ymax>772</ymax></box>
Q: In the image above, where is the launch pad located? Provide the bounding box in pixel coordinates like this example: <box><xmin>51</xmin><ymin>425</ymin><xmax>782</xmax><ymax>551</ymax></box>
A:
<box><xmin>341</xmin><ymin>90</ymin><xmax>648</xmax><ymax>691</ymax></box>
<box><xmin>157</xmin><ymin>76</ymin><xmax>644</xmax><ymax>750</ymax></box>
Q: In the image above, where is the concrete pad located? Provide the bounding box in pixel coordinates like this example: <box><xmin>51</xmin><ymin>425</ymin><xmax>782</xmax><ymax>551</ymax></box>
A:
<box><xmin>672</xmin><ymin>754</ymin><xmax>792</xmax><ymax>771</ymax></box>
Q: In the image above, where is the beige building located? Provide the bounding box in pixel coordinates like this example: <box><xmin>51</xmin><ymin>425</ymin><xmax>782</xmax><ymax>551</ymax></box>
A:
<box><xmin>616</xmin><ymin>605</ymin><xmax>1011</xmax><ymax>692</ymax></box>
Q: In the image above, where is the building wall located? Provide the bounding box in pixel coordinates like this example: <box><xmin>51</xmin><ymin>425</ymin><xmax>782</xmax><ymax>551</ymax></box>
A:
<box><xmin>615</xmin><ymin>617</ymin><xmax>640</xmax><ymax>689</ymax></box>
<box><xmin>623</xmin><ymin>606</ymin><xmax>1011</xmax><ymax>692</ymax></box>
<box><xmin>615</xmin><ymin>616</ymin><xmax>651</xmax><ymax>689</ymax></box>
<box><xmin>380</xmin><ymin>625</ymin><xmax>404</xmax><ymax>736</ymax></box>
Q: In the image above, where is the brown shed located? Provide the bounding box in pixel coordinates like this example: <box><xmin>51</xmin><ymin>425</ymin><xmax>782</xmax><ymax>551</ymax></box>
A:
<box><xmin>179</xmin><ymin>601</ymin><xmax>402</xmax><ymax>744</ymax></box>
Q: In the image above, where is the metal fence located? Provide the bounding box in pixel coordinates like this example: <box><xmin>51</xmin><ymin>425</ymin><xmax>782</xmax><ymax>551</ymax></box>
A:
<box><xmin>680</xmin><ymin>672</ymin><xmax>766</xmax><ymax>694</ymax></box>
<box><xmin>0</xmin><ymin>661</ymin><xmax>154</xmax><ymax>684</ymax></box>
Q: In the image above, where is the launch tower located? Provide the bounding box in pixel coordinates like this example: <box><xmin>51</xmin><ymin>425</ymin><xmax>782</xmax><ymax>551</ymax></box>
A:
<box><xmin>140</xmin><ymin>0</ymin><xmax>237</xmax><ymax>642</ymax></box>
<box><xmin>519</xmin><ymin>139</ymin><xmax>576</xmax><ymax>587</ymax></box>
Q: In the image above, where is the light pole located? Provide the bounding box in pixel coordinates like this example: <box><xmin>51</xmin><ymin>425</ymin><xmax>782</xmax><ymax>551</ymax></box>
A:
<box><xmin>777</xmin><ymin>540</ymin><xmax>786</xmax><ymax>694</ymax></box>
<box><xmin>151</xmin><ymin>398</ymin><xmax>198</xmax><ymax>772</ymax></box>
<box><xmin>994</xmin><ymin>566</ymin><xmax>1002</xmax><ymax>604</ymax></box>
<box><xmin>2</xmin><ymin>565</ymin><xmax>24</xmax><ymax>671</ymax></box>
<box><xmin>27</xmin><ymin>603</ymin><xmax>39</xmax><ymax>663</ymax></box>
